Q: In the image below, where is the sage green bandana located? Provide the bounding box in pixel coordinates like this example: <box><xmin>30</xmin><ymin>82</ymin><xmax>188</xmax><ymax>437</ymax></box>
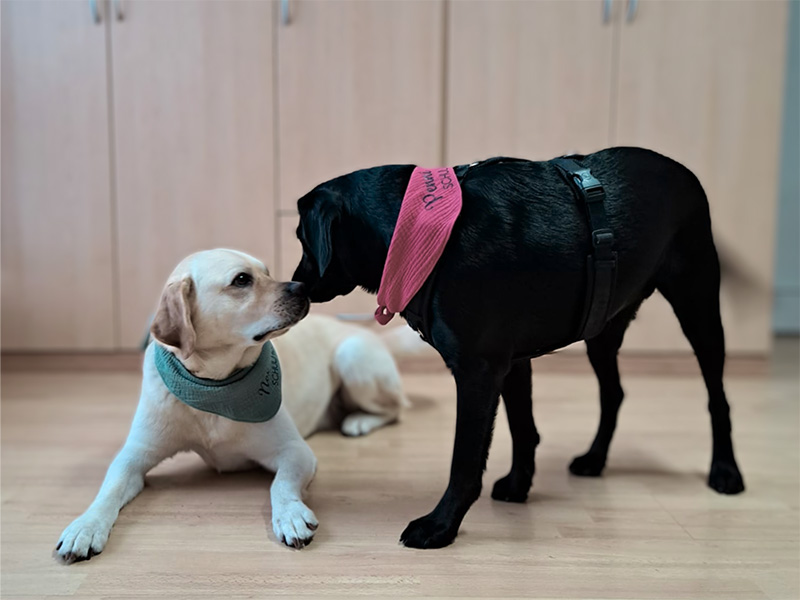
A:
<box><xmin>154</xmin><ymin>342</ymin><xmax>282</xmax><ymax>423</ymax></box>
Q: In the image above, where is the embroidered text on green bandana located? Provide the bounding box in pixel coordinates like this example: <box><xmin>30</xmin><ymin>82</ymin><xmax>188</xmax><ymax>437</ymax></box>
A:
<box><xmin>154</xmin><ymin>342</ymin><xmax>282</xmax><ymax>423</ymax></box>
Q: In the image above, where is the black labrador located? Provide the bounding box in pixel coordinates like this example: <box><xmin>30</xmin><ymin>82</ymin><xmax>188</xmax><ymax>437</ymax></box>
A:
<box><xmin>291</xmin><ymin>147</ymin><xmax>745</xmax><ymax>549</ymax></box>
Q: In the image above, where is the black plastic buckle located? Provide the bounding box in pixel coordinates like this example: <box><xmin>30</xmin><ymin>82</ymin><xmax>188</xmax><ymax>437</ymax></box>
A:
<box><xmin>572</xmin><ymin>169</ymin><xmax>601</xmax><ymax>191</ymax></box>
<box><xmin>583</xmin><ymin>186</ymin><xmax>606</xmax><ymax>202</ymax></box>
<box><xmin>592</xmin><ymin>228</ymin><xmax>615</xmax><ymax>248</ymax></box>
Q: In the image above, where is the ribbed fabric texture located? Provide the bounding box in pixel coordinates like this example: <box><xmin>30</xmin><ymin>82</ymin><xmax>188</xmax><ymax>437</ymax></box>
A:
<box><xmin>375</xmin><ymin>167</ymin><xmax>462</xmax><ymax>325</ymax></box>
<box><xmin>154</xmin><ymin>342</ymin><xmax>282</xmax><ymax>423</ymax></box>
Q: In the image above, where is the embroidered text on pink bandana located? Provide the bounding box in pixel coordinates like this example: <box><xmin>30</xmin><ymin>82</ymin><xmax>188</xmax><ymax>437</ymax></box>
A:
<box><xmin>375</xmin><ymin>167</ymin><xmax>462</xmax><ymax>325</ymax></box>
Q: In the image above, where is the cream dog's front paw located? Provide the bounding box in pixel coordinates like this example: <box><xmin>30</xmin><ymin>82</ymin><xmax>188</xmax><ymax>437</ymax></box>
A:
<box><xmin>54</xmin><ymin>512</ymin><xmax>113</xmax><ymax>564</ymax></box>
<box><xmin>272</xmin><ymin>500</ymin><xmax>318</xmax><ymax>549</ymax></box>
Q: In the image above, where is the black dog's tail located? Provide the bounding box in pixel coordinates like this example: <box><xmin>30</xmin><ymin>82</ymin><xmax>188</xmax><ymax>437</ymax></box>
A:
<box><xmin>670</xmin><ymin>157</ymin><xmax>762</xmax><ymax>297</ymax></box>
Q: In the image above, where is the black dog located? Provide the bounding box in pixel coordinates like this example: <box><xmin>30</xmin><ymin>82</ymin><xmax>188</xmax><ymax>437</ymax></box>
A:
<box><xmin>292</xmin><ymin>147</ymin><xmax>745</xmax><ymax>549</ymax></box>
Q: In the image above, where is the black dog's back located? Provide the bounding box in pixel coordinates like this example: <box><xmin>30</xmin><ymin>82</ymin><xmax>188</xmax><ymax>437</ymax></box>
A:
<box><xmin>429</xmin><ymin>147</ymin><xmax>713</xmax><ymax>358</ymax></box>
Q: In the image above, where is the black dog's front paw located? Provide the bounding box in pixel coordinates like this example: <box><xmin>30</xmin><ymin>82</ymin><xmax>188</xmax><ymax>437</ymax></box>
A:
<box><xmin>569</xmin><ymin>451</ymin><xmax>606</xmax><ymax>477</ymax></box>
<box><xmin>491</xmin><ymin>472</ymin><xmax>531</xmax><ymax>503</ymax></box>
<box><xmin>708</xmin><ymin>460</ymin><xmax>745</xmax><ymax>495</ymax></box>
<box><xmin>400</xmin><ymin>513</ymin><xmax>457</xmax><ymax>549</ymax></box>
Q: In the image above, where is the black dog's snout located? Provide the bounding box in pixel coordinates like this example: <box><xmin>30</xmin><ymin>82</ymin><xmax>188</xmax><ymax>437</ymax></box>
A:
<box><xmin>285</xmin><ymin>281</ymin><xmax>306</xmax><ymax>297</ymax></box>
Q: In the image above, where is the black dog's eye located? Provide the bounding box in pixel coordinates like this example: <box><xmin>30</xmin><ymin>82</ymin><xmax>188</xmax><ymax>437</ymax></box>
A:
<box><xmin>231</xmin><ymin>273</ymin><xmax>253</xmax><ymax>288</ymax></box>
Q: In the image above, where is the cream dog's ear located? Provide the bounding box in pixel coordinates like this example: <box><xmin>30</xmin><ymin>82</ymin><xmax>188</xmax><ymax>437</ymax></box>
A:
<box><xmin>150</xmin><ymin>277</ymin><xmax>196</xmax><ymax>358</ymax></box>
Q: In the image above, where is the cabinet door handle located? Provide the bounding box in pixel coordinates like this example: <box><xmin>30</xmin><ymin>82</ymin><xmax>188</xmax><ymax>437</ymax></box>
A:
<box><xmin>626</xmin><ymin>0</ymin><xmax>638</xmax><ymax>22</ymax></box>
<box><xmin>113</xmin><ymin>0</ymin><xmax>124</xmax><ymax>21</ymax></box>
<box><xmin>603</xmin><ymin>0</ymin><xmax>611</xmax><ymax>24</ymax></box>
<box><xmin>281</xmin><ymin>0</ymin><xmax>290</xmax><ymax>25</ymax></box>
<box><xmin>89</xmin><ymin>0</ymin><xmax>101</xmax><ymax>23</ymax></box>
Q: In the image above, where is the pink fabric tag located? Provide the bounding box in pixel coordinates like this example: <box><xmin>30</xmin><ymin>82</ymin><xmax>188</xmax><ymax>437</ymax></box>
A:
<box><xmin>375</xmin><ymin>167</ymin><xmax>462</xmax><ymax>325</ymax></box>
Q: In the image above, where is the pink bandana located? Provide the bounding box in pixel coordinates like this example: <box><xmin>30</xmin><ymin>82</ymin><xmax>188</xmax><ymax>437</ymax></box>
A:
<box><xmin>375</xmin><ymin>167</ymin><xmax>462</xmax><ymax>325</ymax></box>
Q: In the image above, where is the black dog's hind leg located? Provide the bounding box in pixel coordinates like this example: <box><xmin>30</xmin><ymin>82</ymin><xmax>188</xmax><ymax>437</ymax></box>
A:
<box><xmin>570</xmin><ymin>305</ymin><xmax>638</xmax><ymax>477</ymax></box>
<box><xmin>492</xmin><ymin>360</ymin><xmax>539</xmax><ymax>502</ymax></box>
<box><xmin>656</xmin><ymin>224</ymin><xmax>745</xmax><ymax>494</ymax></box>
<box><xmin>400</xmin><ymin>359</ymin><xmax>505</xmax><ymax>549</ymax></box>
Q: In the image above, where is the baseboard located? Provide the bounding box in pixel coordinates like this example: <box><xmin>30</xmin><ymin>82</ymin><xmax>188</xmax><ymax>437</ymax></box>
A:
<box><xmin>1</xmin><ymin>351</ymin><xmax>144</xmax><ymax>372</ymax></box>
<box><xmin>396</xmin><ymin>351</ymin><xmax>767</xmax><ymax>377</ymax></box>
<box><xmin>1</xmin><ymin>349</ymin><xmax>768</xmax><ymax>377</ymax></box>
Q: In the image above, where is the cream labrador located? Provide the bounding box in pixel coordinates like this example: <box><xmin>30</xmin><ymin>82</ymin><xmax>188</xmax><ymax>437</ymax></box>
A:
<box><xmin>55</xmin><ymin>249</ymin><xmax>407</xmax><ymax>563</ymax></box>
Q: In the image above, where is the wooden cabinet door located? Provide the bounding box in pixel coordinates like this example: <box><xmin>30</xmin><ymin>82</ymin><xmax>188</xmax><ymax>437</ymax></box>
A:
<box><xmin>446</xmin><ymin>0</ymin><xmax>615</xmax><ymax>164</ymax></box>
<box><xmin>112</xmin><ymin>1</ymin><xmax>276</xmax><ymax>348</ymax></box>
<box><xmin>615</xmin><ymin>0</ymin><xmax>788</xmax><ymax>354</ymax></box>
<box><xmin>276</xmin><ymin>0</ymin><xmax>445</xmax><ymax>318</ymax></box>
<box><xmin>1</xmin><ymin>0</ymin><xmax>115</xmax><ymax>350</ymax></box>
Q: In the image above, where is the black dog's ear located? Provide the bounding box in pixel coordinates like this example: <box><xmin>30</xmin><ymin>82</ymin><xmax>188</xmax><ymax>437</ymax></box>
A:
<box><xmin>310</xmin><ymin>212</ymin><xmax>333</xmax><ymax>277</ymax></box>
<box><xmin>302</xmin><ymin>193</ymin><xmax>340</xmax><ymax>277</ymax></box>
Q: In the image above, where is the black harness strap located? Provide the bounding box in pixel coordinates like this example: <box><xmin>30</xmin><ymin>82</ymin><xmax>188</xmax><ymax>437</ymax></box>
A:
<box><xmin>553</xmin><ymin>157</ymin><xmax>617</xmax><ymax>340</ymax></box>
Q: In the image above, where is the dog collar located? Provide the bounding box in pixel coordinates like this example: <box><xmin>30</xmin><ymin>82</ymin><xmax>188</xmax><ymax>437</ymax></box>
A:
<box><xmin>154</xmin><ymin>342</ymin><xmax>282</xmax><ymax>423</ymax></box>
<box><xmin>375</xmin><ymin>166</ymin><xmax>463</xmax><ymax>325</ymax></box>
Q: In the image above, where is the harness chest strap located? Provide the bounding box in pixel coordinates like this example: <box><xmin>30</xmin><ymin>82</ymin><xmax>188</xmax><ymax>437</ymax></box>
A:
<box><xmin>552</xmin><ymin>157</ymin><xmax>618</xmax><ymax>340</ymax></box>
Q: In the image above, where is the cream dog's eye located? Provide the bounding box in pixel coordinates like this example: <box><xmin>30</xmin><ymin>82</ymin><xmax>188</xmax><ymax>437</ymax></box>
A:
<box><xmin>231</xmin><ymin>273</ymin><xmax>253</xmax><ymax>288</ymax></box>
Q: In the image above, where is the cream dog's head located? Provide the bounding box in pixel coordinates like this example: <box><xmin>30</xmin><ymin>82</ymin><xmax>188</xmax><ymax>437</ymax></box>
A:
<box><xmin>149</xmin><ymin>249</ymin><xmax>309</xmax><ymax>364</ymax></box>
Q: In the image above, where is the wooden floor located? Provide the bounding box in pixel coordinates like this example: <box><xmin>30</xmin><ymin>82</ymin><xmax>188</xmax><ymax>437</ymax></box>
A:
<box><xmin>2</xmin><ymin>341</ymin><xmax>798</xmax><ymax>599</ymax></box>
